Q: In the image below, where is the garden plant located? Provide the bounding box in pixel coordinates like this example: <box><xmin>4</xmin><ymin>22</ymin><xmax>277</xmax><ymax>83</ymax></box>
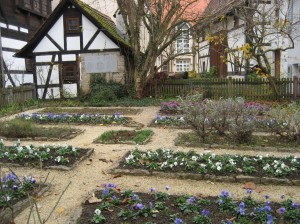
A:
<box><xmin>78</xmin><ymin>183</ymin><xmax>300</xmax><ymax>223</ymax></box>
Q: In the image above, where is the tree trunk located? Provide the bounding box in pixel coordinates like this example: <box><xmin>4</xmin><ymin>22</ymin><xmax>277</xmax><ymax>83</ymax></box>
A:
<box><xmin>135</xmin><ymin>77</ymin><xmax>143</xmax><ymax>99</ymax></box>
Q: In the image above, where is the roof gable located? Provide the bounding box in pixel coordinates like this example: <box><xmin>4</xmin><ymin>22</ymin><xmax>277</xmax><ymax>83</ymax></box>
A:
<box><xmin>15</xmin><ymin>0</ymin><xmax>129</xmax><ymax>57</ymax></box>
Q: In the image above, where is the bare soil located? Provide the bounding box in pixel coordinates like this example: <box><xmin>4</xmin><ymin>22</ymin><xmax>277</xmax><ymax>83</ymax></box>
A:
<box><xmin>0</xmin><ymin>106</ymin><xmax>299</xmax><ymax>224</ymax></box>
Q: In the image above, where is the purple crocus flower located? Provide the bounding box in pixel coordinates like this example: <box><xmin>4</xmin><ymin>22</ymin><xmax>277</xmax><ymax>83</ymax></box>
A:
<box><xmin>221</xmin><ymin>190</ymin><xmax>229</xmax><ymax>198</ymax></box>
<box><xmin>175</xmin><ymin>218</ymin><xmax>183</xmax><ymax>224</ymax></box>
<box><xmin>12</xmin><ymin>185</ymin><xmax>19</xmax><ymax>190</ymax></box>
<box><xmin>246</xmin><ymin>189</ymin><xmax>253</xmax><ymax>195</ymax></box>
<box><xmin>239</xmin><ymin>202</ymin><xmax>245</xmax><ymax>215</ymax></box>
<box><xmin>136</xmin><ymin>203</ymin><xmax>144</xmax><ymax>210</ymax></box>
<box><xmin>202</xmin><ymin>209</ymin><xmax>209</xmax><ymax>217</ymax></box>
<box><xmin>188</xmin><ymin>196</ymin><xmax>196</xmax><ymax>204</ymax></box>
<box><xmin>265</xmin><ymin>195</ymin><xmax>270</xmax><ymax>200</ymax></box>
<box><xmin>102</xmin><ymin>188</ymin><xmax>109</xmax><ymax>197</ymax></box>
<box><xmin>150</xmin><ymin>187</ymin><xmax>156</xmax><ymax>193</ymax></box>
<box><xmin>279</xmin><ymin>207</ymin><xmax>285</xmax><ymax>215</ymax></box>
<box><xmin>132</xmin><ymin>194</ymin><xmax>138</xmax><ymax>201</ymax></box>
<box><xmin>267</xmin><ymin>214</ymin><xmax>273</xmax><ymax>224</ymax></box>
<box><xmin>265</xmin><ymin>205</ymin><xmax>271</xmax><ymax>213</ymax></box>
<box><xmin>166</xmin><ymin>186</ymin><xmax>170</xmax><ymax>191</ymax></box>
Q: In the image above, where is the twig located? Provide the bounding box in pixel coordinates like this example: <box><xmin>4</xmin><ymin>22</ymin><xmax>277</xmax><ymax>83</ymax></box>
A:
<box><xmin>42</xmin><ymin>181</ymin><xmax>72</xmax><ymax>223</ymax></box>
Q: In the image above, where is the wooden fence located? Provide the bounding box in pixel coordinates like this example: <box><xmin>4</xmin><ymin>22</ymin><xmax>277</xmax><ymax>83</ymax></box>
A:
<box><xmin>0</xmin><ymin>85</ymin><xmax>36</xmax><ymax>106</ymax></box>
<box><xmin>145</xmin><ymin>77</ymin><xmax>300</xmax><ymax>101</ymax></box>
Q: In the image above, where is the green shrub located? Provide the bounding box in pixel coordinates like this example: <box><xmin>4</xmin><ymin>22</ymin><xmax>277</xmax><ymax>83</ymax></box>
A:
<box><xmin>84</xmin><ymin>75</ymin><xmax>128</xmax><ymax>105</ymax></box>
<box><xmin>200</xmin><ymin>66</ymin><xmax>218</xmax><ymax>78</ymax></box>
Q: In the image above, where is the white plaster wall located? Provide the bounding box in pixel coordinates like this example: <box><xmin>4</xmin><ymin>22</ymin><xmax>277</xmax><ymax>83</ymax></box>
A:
<box><xmin>2</xmin><ymin>51</ymin><xmax>26</xmax><ymax>70</ymax></box>
<box><xmin>1</xmin><ymin>37</ymin><xmax>27</xmax><ymax>49</ymax></box>
<box><xmin>63</xmin><ymin>84</ymin><xmax>77</xmax><ymax>97</ymax></box>
<box><xmin>33</xmin><ymin>36</ymin><xmax>59</xmax><ymax>52</ymax></box>
<box><xmin>36</xmin><ymin>65</ymin><xmax>60</xmax><ymax>85</ymax></box>
<box><xmin>198</xmin><ymin>40</ymin><xmax>210</xmax><ymax>73</ymax></box>
<box><xmin>66</xmin><ymin>36</ymin><xmax>81</xmax><ymax>50</ymax></box>
<box><xmin>36</xmin><ymin>55</ymin><xmax>59</xmax><ymax>63</ymax></box>
<box><xmin>48</xmin><ymin>16</ymin><xmax>65</xmax><ymax>49</ymax></box>
<box><xmin>5</xmin><ymin>74</ymin><xmax>33</xmax><ymax>87</ymax></box>
<box><xmin>82</xmin><ymin>15</ymin><xmax>98</xmax><ymax>48</ymax></box>
<box><xmin>62</xmin><ymin>54</ymin><xmax>76</xmax><ymax>61</ymax></box>
<box><xmin>38</xmin><ymin>88</ymin><xmax>61</xmax><ymax>99</ymax></box>
<box><xmin>88</xmin><ymin>32</ymin><xmax>118</xmax><ymax>50</ymax></box>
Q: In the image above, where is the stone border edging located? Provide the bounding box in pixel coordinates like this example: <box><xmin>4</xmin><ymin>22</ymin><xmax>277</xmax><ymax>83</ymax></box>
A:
<box><xmin>0</xmin><ymin>183</ymin><xmax>51</xmax><ymax>224</ymax></box>
<box><xmin>108</xmin><ymin>155</ymin><xmax>300</xmax><ymax>186</ymax></box>
<box><xmin>0</xmin><ymin>148</ymin><xmax>94</xmax><ymax>171</ymax></box>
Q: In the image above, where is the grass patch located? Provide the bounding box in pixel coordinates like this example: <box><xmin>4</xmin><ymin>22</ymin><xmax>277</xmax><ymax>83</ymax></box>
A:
<box><xmin>0</xmin><ymin>119</ymin><xmax>79</xmax><ymax>139</ymax></box>
<box><xmin>175</xmin><ymin>132</ymin><xmax>300</xmax><ymax>149</ymax></box>
<box><xmin>95</xmin><ymin>129</ymin><xmax>153</xmax><ymax>144</ymax></box>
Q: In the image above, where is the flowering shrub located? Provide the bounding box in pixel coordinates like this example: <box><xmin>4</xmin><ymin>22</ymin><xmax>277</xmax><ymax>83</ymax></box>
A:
<box><xmin>79</xmin><ymin>183</ymin><xmax>300</xmax><ymax>224</ymax></box>
<box><xmin>265</xmin><ymin>103</ymin><xmax>300</xmax><ymax>142</ymax></box>
<box><xmin>124</xmin><ymin>148</ymin><xmax>300</xmax><ymax>178</ymax></box>
<box><xmin>0</xmin><ymin>139</ymin><xmax>79</xmax><ymax>166</ymax></box>
<box><xmin>18</xmin><ymin>112</ymin><xmax>126</xmax><ymax>125</ymax></box>
<box><xmin>181</xmin><ymin>99</ymin><xmax>214</xmax><ymax>142</ymax></box>
<box><xmin>160</xmin><ymin>101</ymin><xmax>181</xmax><ymax>111</ymax></box>
<box><xmin>0</xmin><ymin>172</ymin><xmax>36</xmax><ymax>208</ymax></box>
<box><xmin>244</xmin><ymin>101</ymin><xmax>270</xmax><ymax>114</ymax></box>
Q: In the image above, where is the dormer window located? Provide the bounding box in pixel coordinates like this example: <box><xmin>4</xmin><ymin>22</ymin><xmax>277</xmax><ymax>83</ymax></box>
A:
<box><xmin>66</xmin><ymin>17</ymin><xmax>80</xmax><ymax>33</ymax></box>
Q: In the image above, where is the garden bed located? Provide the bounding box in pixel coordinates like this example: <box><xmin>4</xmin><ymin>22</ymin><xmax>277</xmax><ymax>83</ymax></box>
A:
<box><xmin>0</xmin><ymin>119</ymin><xmax>84</xmax><ymax>140</ymax></box>
<box><xmin>149</xmin><ymin>116</ymin><xmax>190</xmax><ymax>129</ymax></box>
<box><xmin>40</xmin><ymin>107</ymin><xmax>143</xmax><ymax>115</ymax></box>
<box><xmin>93</xmin><ymin>130</ymin><xmax>154</xmax><ymax>145</ymax></box>
<box><xmin>17</xmin><ymin>113</ymin><xmax>143</xmax><ymax>128</ymax></box>
<box><xmin>0</xmin><ymin>173</ymin><xmax>50</xmax><ymax>224</ymax></box>
<box><xmin>77</xmin><ymin>183</ymin><xmax>300</xmax><ymax>223</ymax></box>
<box><xmin>0</xmin><ymin>140</ymin><xmax>94</xmax><ymax>170</ymax></box>
<box><xmin>175</xmin><ymin>133</ymin><xmax>300</xmax><ymax>153</ymax></box>
<box><xmin>109</xmin><ymin>149</ymin><xmax>300</xmax><ymax>186</ymax></box>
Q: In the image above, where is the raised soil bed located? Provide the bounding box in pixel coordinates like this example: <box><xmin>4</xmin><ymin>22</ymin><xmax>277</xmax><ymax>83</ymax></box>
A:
<box><xmin>109</xmin><ymin>152</ymin><xmax>300</xmax><ymax>186</ymax></box>
<box><xmin>0</xmin><ymin>183</ymin><xmax>50</xmax><ymax>224</ymax></box>
<box><xmin>93</xmin><ymin>130</ymin><xmax>154</xmax><ymax>145</ymax></box>
<box><xmin>0</xmin><ymin>148</ymin><xmax>94</xmax><ymax>171</ymax></box>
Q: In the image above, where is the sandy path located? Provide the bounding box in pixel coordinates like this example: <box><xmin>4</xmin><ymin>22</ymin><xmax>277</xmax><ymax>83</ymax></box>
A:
<box><xmin>1</xmin><ymin>106</ymin><xmax>299</xmax><ymax>224</ymax></box>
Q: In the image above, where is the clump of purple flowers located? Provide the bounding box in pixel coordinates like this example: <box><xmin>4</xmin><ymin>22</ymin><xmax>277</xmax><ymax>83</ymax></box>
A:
<box><xmin>161</xmin><ymin>100</ymin><xmax>181</xmax><ymax>111</ymax></box>
<box><xmin>1</xmin><ymin>172</ymin><xmax>36</xmax><ymax>207</ymax></box>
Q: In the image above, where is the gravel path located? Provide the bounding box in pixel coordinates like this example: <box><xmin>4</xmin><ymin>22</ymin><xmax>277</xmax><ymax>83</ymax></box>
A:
<box><xmin>1</xmin><ymin>106</ymin><xmax>299</xmax><ymax>224</ymax></box>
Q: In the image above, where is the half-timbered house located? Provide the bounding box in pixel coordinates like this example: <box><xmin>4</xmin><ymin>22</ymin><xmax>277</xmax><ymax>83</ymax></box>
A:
<box><xmin>0</xmin><ymin>0</ymin><xmax>52</xmax><ymax>88</ymax></box>
<box><xmin>15</xmin><ymin>0</ymin><xmax>131</xmax><ymax>99</ymax></box>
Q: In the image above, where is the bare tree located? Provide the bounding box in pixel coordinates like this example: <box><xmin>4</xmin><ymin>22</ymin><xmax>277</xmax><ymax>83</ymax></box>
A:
<box><xmin>199</xmin><ymin>0</ymin><xmax>300</xmax><ymax>97</ymax></box>
<box><xmin>116</xmin><ymin>0</ymin><xmax>208</xmax><ymax>98</ymax></box>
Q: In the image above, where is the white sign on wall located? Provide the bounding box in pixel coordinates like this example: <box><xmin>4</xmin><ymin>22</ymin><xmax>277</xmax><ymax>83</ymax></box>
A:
<box><xmin>84</xmin><ymin>54</ymin><xmax>118</xmax><ymax>73</ymax></box>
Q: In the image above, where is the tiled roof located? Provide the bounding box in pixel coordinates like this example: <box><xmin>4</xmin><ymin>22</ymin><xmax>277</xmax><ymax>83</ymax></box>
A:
<box><xmin>74</xmin><ymin>0</ymin><xmax>129</xmax><ymax>46</ymax></box>
<box><xmin>204</xmin><ymin>0</ymin><xmax>240</xmax><ymax>16</ymax></box>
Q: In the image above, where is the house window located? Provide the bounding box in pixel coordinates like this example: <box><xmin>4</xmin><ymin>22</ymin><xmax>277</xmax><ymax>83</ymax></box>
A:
<box><xmin>176</xmin><ymin>23</ymin><xmax>190</xmax><ymax>54</ymax></box>
<box><xmin>176</xmin><ymin>59</ymin><xmax>190</xmax><ymax>72</ymax></box>
<box><xmin>66</xmin><ymin>18</ymin><xmax>80</xmax><ymax>33</ymax></box>
<box><xmin>162</xmin><ymin>64</ymin><xmax>168</xmax><ymax>72</ymax></box>
<box><xmin>62</xmin><ymin>63</ymin><xmax>78</xmax><ymax>83</ymax></box>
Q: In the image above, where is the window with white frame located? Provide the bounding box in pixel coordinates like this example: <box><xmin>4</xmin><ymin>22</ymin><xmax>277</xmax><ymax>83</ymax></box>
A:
<box><xmin>176</xmin><ymin>23</ymin><xmax>190</xmax><ymax>54</ymax></box>
<box><xmin>176</xmin><ymin>59</ymin><xmax>190</xmax><ymax>72</ymax></box>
